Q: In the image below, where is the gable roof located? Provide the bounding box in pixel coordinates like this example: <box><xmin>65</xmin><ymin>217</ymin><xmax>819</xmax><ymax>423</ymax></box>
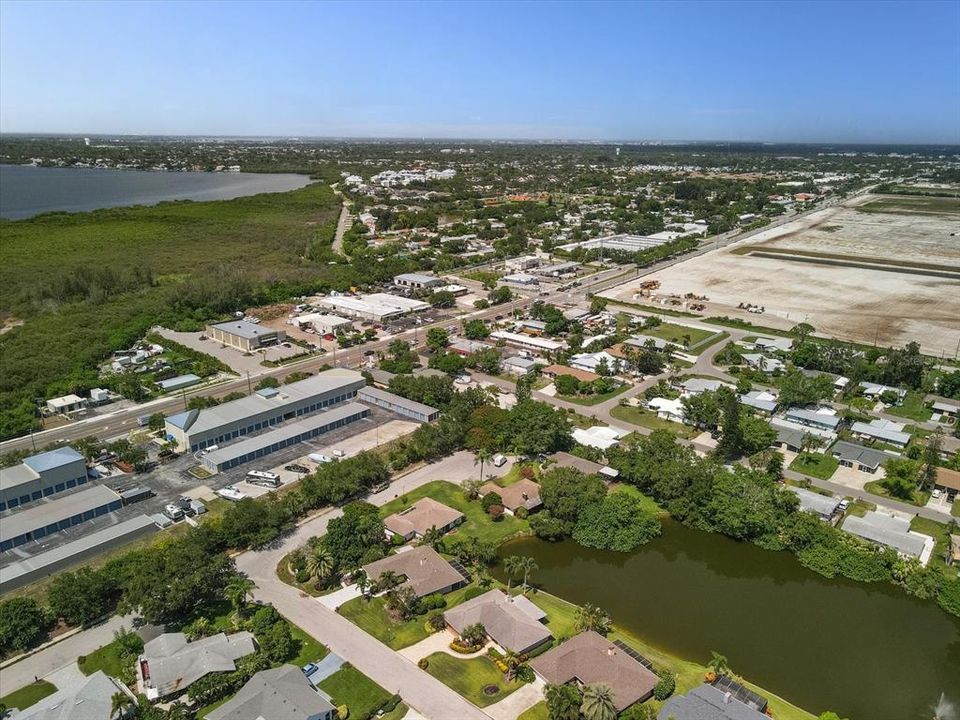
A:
<box><xmin>444</xmin><ymin>590</ymin><xmax>552</xmax><ymax>653</ymax></box>
<box><xmin>206</xmin><ymin>664</ymin><xmax>335</xmax><ymax>720</ymax></box>
<box><xmin>141</xmin><ymin>631</ymin><xmax>256</xmax><ymax>698</ymax></box>
<box><xmin>842</xmin><ymin>511</ymin><xmax>926</xmax><ymax>558</ymax></box>
<box><xmin>479</xmin><ymin>478</ymin><xmax>542</xmax><ymax>512</ymax></box>
<box><xmin>530</xmin><ymin>631</ymin><xmax>658</xmax><ymax>711</ymax></box>
<box><xmin>543</xmin><ymin>364</ymin><xmax>600</xmax><ymax>383</ymax></box>
<box><xmin>829</xmin><ymin>440</ymin><xmax>894</xmax><ymax>470</ymax></box>
<box><xmin>14</xmin><ymin>671</ymin><xmax>127</xmax><ymax>720</ymax></box>
<box><xmin>362</xmin><ymin>546</ymin><xmax>465</xmax><ymax>598</ymax></box>
<box><xmin>383</xmin><ymin>498</ymin><xmax>464</xmax><ymax>538</ymax></box>
<box><xmin>935</xmin><ymin>467</ymin><xmax>960</xmax><ymax>492</ymax></box>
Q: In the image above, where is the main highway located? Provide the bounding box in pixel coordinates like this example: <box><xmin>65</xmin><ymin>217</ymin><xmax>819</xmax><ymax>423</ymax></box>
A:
<box><xmin>0</xmin><ymin>191</ymin><xmax>860</xmax><ymax>455</ymax></box>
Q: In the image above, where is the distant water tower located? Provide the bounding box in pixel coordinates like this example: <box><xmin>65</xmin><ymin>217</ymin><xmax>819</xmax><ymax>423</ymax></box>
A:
<box><xmin>84</xmin><ymin>137</ymin><xmax>90</xmax><ymax>146</ymax></box>
<box><xmin>615</xmin><ymin>146</ymin><xmax>621</xmax><ymax>156</ymax></box>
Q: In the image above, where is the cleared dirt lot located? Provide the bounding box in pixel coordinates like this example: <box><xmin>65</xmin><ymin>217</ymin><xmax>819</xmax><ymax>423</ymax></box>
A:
<box><xmin>602</xmin><ymin>196</ymin><xmax>960</xmax><ymax>355</ymax></box>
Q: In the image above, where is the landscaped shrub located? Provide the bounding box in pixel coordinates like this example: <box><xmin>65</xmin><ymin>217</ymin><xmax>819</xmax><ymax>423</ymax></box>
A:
<box><xmin>380</xmin><ymin>695</ymin><xmax>402</xmax><ymax>713</ymax></box>
<box><xmin>336</xmin><ymin>704</ymin><xmax>349</xmax><ymax>719</ymax></box>
<box><xmin>482</xmin><ymin>492</ymin><xmax>503</xmax><ymax>512</ymax></box>
<box><xmin>654</xmin><ymin>673</ymin><xmax>676</xmax><ymax>700</ymax></box>
<box><xmin>295</xmin><ymin>569</ymin><xmax>311</xmax><ymax>584</ymax></box>
<box><xmin>450</xmin><ymin>640</ymin><xmax>481</xmax><ymax>654</ymax></box>
<box><xmin>488</xmin><ymin>504</ymin><xmax>505</xmax><ymax>520</ymax></box>
<box><xmin>514</xmin><ymin>506</ymin><xmax>528</xmax><ymax>520</ymax></box>
<box><xmin>420</xmin><ymin>594</ymin><xmax>447</xmax><ymax>611</ymax></box>
<box><xmin>463</xmin><ymin>586</ymin><xmax>487</xmax><ymax>601</ymax></box>
<box><xmin>418</xmin><ymin>658</ymin><xmax>429</xmax><ymax>669</ymax></box>
<box><xmin>938</xmin><ymin>579</ymin><xmax>960</xmax><ymax>617</ymax></box>
<box><xmin>427</xmin><ymin>612</ymin><xmax>446</xmax><ymax>632</ymax></box>
<box><xmin>520</xmin><ymin>466</ymin><xmax>535</xmax><ymax>479</ymax></box>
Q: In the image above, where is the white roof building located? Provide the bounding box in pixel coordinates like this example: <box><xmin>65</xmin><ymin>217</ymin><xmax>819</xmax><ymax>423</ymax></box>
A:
<box><xmin>648</xmin><ymin>397</ymin><xmax>685</xmax><ymax>423</ymax></box>
<box><xmin>572</xmin><ymin>425</ymin><xmax>628</xmax><ymax>450</ymax></box>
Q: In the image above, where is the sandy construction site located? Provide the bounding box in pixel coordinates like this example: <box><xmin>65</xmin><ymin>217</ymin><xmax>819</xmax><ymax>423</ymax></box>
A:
<box><xmin>602</xmin><ymin>195</ymin><xmax>960</xmax><ymax>356</ymax></box>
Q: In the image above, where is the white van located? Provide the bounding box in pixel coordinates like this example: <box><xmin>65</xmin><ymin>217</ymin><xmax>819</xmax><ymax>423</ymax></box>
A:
<box><xmin>492</xmin><ymin>454</ymin><xmax>507</xmax><ymax>468</ymax></box>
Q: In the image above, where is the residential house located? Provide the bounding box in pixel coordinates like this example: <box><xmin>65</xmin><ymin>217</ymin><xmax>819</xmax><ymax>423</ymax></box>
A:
<box><xmin>740</xmin><ymin>354</ymin><xmax>786</xmax><ymax>373</ymax></box>
<box><xmin>859</xmin><ymin>382</ymin><xmax>907</xmax><ymax>402</ymax></box>
<box><xmin>490</xmin><ymin>331</ymin><xmax>563</xmax><ymax>355</ymax></box>
<box><xmin>479</xmin><ymin>478</ymin><xmax>542</xmax><ymax>514</ymax></box>
<box><xmin>15</xmin><ymin>671</ymin><xmax>135</xmax><ymax>720</ymax></box>
<box><xmin>788</xmin><ymin>486</ymin><xmax>840</xmax><ymax>521</ymax></box>
<box><xmin>749</xmin><ymin>336</ymin><xmax>794</xmax><ymax>352</ymax></box>
<box><xmin>680</xmin><ymin>378</ymin><xmax>732</xmax><ymax>395</ymax></box>
<box><xmin>206</xmin><ymin>664</ymin><xmax>335</xmax><ymax>720</ymax></box>
<box><xmin>770</xmin><ymin>422</ymin><xmax>807</xmax><ymax>453</ymax></box>
<box><xmin>383</xmin><ymin>498</ymin><xmax>465</xmax><ymax>541</ymax></box>
<box><xmin>841</xmin><ymin>511</ymin><xmax>931</xmax><ymax>563</ymax></box>
<box><xmin>739</xmin><ymin>390</ymin><xmax>778</xmax><ymax>414</ymax></box>
<box><xmin>530</xmin><ymin>631</ymin><xmax>658</xmax><ymax>713</ymax></box>
<box><xmin>830</xmin><ymin>440</ymin><xmax>895</xmax><ymax>474</ymax></box>
<box><xmin>138</xmin><ymin>631</ymin><xmax>257</xmax><ymax>700</ymax></box>
<box><xmin>624</xmin><ymin>334</ymin><xmax>673</xmax><ymax>352</ymax></box>
<box><xmin>648</xmin><ymin>397</ymin><xmax>685</xmax><ymax>423</ymax></box>
<box><xmin>659</xmin><ymin>682</ymin><xmax>769</xmax><ymax>720</ymax></box>
<box><xmin>928</xmin><ymin>395</ymin><xmax>960</xmax><ymax>421</ymax></box>
<box><xmin>782</xmin><ymin>407</ymin><xmax>841</xmax><ymax>434</ymax></box>
<box><xmin>362</xmin><ymin>546</ymin><xmax>467</xmax><ymax>598</ymax></box>
<box><xmin>443</xmin><ymin>589</ymin><xmax>552</xmax><ymax>654</ymax></box>
<box><xmin>572</xmin><ymin>425</ymin><xmax>627</xmax><ymax>450</ymax></box>
<box><xmin>850</xmin><ymin>419</ymin><xmax>911</xmax><ymax>448</ymax></box>
<box><xmin>569</xmin><ymin>351</ymin><xmax>619</xmax><ymax>374</ymax></box>
<box><xmin>546</xmin><ymin>452</ymin><xmax>620</xmax><ymax>480</ymax></box>
<box><xmin>448</xmin><ymin>338</ymin><xmax>493</xmax><ymax>357</ymax></box>
<box><xmin>542</xmin><ymin>365</ymin><xmax>600</xmax><ymax>384</ymax></box>
<box><xmin>503</xmin><ymin>356</ymin><xmax>539</xmax><ymax>375</ymax></box>
<box><xmin>933</xmin><ymin>467</ymin><xmax>960</xmax><ymax>502</ymax></box>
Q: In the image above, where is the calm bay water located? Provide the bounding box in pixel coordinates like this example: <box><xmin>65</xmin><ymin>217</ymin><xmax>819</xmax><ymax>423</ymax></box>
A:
<box><xmin>0</xmin><ymin>165</ymin><xmax>312</xmax><ymax>219</ymax></box>
<box><xmin>497</xmin><ymin>521</ymin><xmax>960</xmax><ymax>720</ymax></box>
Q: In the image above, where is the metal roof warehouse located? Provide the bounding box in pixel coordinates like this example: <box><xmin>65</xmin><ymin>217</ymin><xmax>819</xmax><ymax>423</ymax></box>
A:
<box><xmin>1</xmin><ymin>485</ymin><xmax>123</xmax><ymax>552</ymax></box>
<box><xmin>201</xmin><ymin>402</ymin><xmax>370</xmax><ymax>473</ymax></box>
<box><xmin>165</xmin><ymin>369</ymin><xmax>366</xmax><ymax>452</ymax></box>
<box><xmin>357</xmin><ymin>386</ymin><xmax>440</xmax><ymax>422</ymax></box>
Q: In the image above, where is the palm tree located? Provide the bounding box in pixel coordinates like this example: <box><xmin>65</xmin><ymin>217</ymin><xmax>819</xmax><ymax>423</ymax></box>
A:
<box><xmin>707</xmin><ymin>650</ymin><xmax>730</xmax><ymax>677</ymax></box>
<box><xmin>374</xmin><ymin>570</ymin><xmax>402</xmax><ymax>593</ymax></box>
<box><xmin>224</xmin><ymin>576</ymin><xmax>255</xmax><ymax>622</ymax></box>
<box><xmin>518</xmin><ymin>556</ymin><xmax>538</xmax><ymax>592</ymax></box>
<box><xmin>305</xmin><ymin>546</ymin><xmax>335</xmax><ymax>588</ymax></box>
<box><xmin>544</xmin><ymin>683</ymin><xmax>580</xmax><ymax>720</ymax></box>
<box><xmin>503</xmin><ymin>555</ymin><xmax>524</xmax><ymax>592</ymax></box>
<box><xmin>353</xmin><ymin>569</ymin><xmax>371</xmax><ymax>598</ymax></box>
<box><xmin>110</xmin><ymin>691</ymin><xmax>135</xmax><ymax>719</ymax></box>
<box><xmin>502</xmin><ymin>649</ymin><xmax>522</xmax><ymax>680</ymax></box>
<box><xmin>574</xmin><ymin>603</ymin><xmax>611</xmax><ymax>635</ymax></box>
<box><xmin>580</xmin><ymin>683</ymin><xmax>617</xmax><ymax>720</ymax></box>
<box><xmin>474</xmin><ymin>448</ymin><xmax>492</xmax><ymax>482</ymax></box>
<box><xmin>421</xmin><ymin>526</ymin><xmax>445</xmax><ymax>550</ymax></box>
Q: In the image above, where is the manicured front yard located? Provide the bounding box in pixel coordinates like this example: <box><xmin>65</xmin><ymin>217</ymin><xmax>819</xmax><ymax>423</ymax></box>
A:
<box><xmin>317</xmin><ymin>664</ymin><xmax>392</xmax><ymax>720</ymax></box>
<box><xmin>422</xmin><ymin>652</ymin><xmax>526</xmax><ymax>707</ymax></box>
<box><xmin>556</xmin><ymin>381</ymin><xmax>631</xmax><ymax>406</ymax></box>
<box><xmin>518</xmin><ymin>701</ymin><xmax>550</xmax><ymax>720</ymax></box>
<box><xmin>338</xmin><ymin>581</ymin><xmax>480</xmax><ymax>649</ymax></box>
<box><xmin>612</xmin><ymin>484</ymin><xmax>665</xmax><ymax>515</ymax></box>
<box><xmin>610</xmin><ymin>405</ymin><xmax>699</xmax><ymax>439</ymax></box>
<box><xmin>289</xmin><ymin>624</ymin><xmax>329</xmax><ymax>667</ymax></box>
<box><xmin>953</xmin><ymin>499</ymin><xmax>960</xmax><ymax>518</ymax></box>
<box><xmin>78</xmin><ymin>641</ymin><xmax>130</xmax><ymax>677</ymax></box>
<box><xmin>885</xmin><ymin>391</ymin><xmax>934</xmax><ymax>422</ymax></box>
<box><xmin>378</xmin><ymin>480</ymin><xmax>529</xmax><ymax>546</ymax></box>
<box><xmin>788</xmin><ymin>453</ymin><xmax>839</xmax><ymax>480</ymax></box>
<box><xmin>863</xmin><ymin>479</ymin><xmax>930</xmax><ymax>507</ymax></box>
<box><xmin>0</xmin><ymin>680</ymin><xmax>57</xmax><ymax>711</ymax></box>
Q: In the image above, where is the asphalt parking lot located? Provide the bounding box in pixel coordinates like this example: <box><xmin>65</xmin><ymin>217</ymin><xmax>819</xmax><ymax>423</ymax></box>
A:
<box><xmin>0</xmin><ymin>407</ymin><xmax>417</xmax><ymax>564</ymax></box>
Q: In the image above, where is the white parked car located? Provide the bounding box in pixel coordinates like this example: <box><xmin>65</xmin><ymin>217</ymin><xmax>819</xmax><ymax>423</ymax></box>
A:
<box><xmin>932</xmin><ymin>489</ymin><xmax>942</xmax><ymax>499</ymax></box>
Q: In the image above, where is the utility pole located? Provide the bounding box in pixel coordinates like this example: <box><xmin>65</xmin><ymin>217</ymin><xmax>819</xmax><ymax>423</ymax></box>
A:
<box><xmin>246</xmin><ymin>371</ymin><xmax>252</xmax><ymax>395</ymax></box>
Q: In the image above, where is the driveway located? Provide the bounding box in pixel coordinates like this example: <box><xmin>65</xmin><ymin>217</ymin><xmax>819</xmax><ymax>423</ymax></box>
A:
<box><xmin>398</xmin><ymin>632</ymin><xmax>490</xmax><ymax>663</ymax></box>
<box><xmin>318</xmin><ymin>585</ymin><xmax>361</xmax><ymax>610</ymax></box>
<box><xmin>0</xmin><ymin>614</ymin><xmax>137</xmax><ymax>694</ymax></box>
<box><xmin>484</xmin><ymin>677</ymin><xmax>545</xmax><ymax>720</ymax></box>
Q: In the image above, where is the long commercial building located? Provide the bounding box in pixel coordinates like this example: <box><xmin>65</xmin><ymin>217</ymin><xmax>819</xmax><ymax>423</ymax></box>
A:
<box><xmin>208</xmin><ymin>321</ymin><xmax>286</xmax><ymax>351</ymax></box>
<box><xmin>0</xmin><ymin>447</ymin><xmax>88</xmax><ymax>512</ymax></box>
<box><xmin>200</xmin><ymin>403</ymin><xmax>370</xmax><ymax>473</ymax></box>
<box><xmin>164</xmin><ymin>369</ymin><xmax>366</xmax><ymax>452</ymax></box>
<box><xmin>490</xmin><ymin>330</ymin><xmax>564</xmax><ymax>354</ymax></box>
<box><xmin>357</xmin><ymin>386</ymin><xmax>440</xmax><ymax>422</ymax></box>
<box><xmin>0</xmin><ymin>514</ymin><xmax>157</xmax><ymax>593</ymax></box>
<box><xmin>316</xmin><ymin>293</ymin><xmax>430</xmax><ymax>322</ymax></box>
<box><xmin>0</xmin><ymin>485</ymin><xmax>123</xmax><ymax>552</ymax></box>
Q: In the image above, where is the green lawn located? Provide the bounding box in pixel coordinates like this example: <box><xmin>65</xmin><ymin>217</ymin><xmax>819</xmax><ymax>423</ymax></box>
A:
<box><xmin>863</xmin><ymin>480</ymin><xmax>930</xmax><ymax>507</ymax></box>
<box><xmin>885</xmin><ymin>391</ymin><xmax>934</xmax><ymax>422</ymax></box>
<box><xmin>317</xmin><ymin>664</ymin><xmax>392</xmax><ymax>720</ymax></box>
<box><xmin>77</xmin><ymin>633</ymin><xmax>142</xmax><ymax>678</ymax></box>
<box><xmin>612</xmin><ymin>484</ymin><xmax>666</xmax><ymax>515</ymax></box>
<box><xmin>196</xmin><ymin>695</ymin><xmax>233</xmax><ymax>719</ymax></box>
<box><xmin>381</xmin><ymin>703</ymin><xmax>409</xmax><ymax>720</ymax></box>
<box><xmin>843</xmin><ymin>498</ymin><xmax>877</xmax><ymax>518</ymax></box>
<box><xmin>555</xmin><ymin>382</ymin><xmax>631</xmax><ymax>406</ymax></box>
<box><xmin>639</xmin><ymin>322</ymin><xmax>715</xmax><ymax>348</ymax></box>
<box><xmin>378</xmin><ymin>481</ymin><xmax>530</xmax><ymax>545</ymax></box>
<box><xmin>289</xmin><ymin>624</ymin><xmax>329</xmax><ymax>666</ymax></box>
<box><xmin>688</xmin><ymin>331</ymin><xmax>730</xmax><ymax>354</ymax></box>
<box><xmin>909</xmin><ymin>516</ymin><xmax>952</xmax><ymax>574</ymax></box>
<box><xmin>610</xmin><ymin>405</ymin><xmax>699</xmax><ymax>439</ymax></box>
<box><xmin>422</xmin><ymin>652</ymin><xmax>526</xmax><ymax>707</ymax></box>
<box><xmin>518</xmin><ymin>701</ymin><xmax>550</xmax><ymax>720</ymax></box>
<box><xmin>0</xmin><ymin>680</ymin><xmax>57</xmax><ymax>711</ymax></box>
<box><xmin>338</xmin><ymin>581</ymin><xmax>480</xmax><ymax>649</ymax></box>
<box><xmin>953</xmin><ymin>499</ymin><xmax>960</xmax><ymax>518</ymax></box>
<box><xmin>788</xmin><ymin>453</ymin><xmax>839</xmax><ymax>480</ymax></box>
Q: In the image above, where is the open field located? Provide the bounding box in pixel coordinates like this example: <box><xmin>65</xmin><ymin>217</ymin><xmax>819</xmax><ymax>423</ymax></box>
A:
<box><xmin>602</xmin><ymin>195</ymin><xmax>960</xmax><ymax>354</ymax></box>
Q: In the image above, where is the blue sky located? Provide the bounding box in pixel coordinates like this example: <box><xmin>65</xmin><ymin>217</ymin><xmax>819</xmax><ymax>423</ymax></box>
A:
<box><xmin>1</xmin><ymin>0</ymin><xmax>958</xmax><ymax>143</ymax></box>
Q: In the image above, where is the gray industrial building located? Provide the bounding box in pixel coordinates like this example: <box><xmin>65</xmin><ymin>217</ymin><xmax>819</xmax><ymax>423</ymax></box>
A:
<box><xmin>165</xmin><ymin>369</ymin><xmax>366</xmax><ymax>452</ymax></box>
<box><xmin>0</xmin><ymin>446</ymin><xmax>89</xmax><ymax>512</ymax></box>
<box><xmin>208</xmin><ymin>321</ymin><xmax>286</xmax><ymax>352</ymax></box>
<box><xmin>0</xmin><ymin>514</ymin><xmax>157</xmax><ymax>593</ymax></box>
<box><xmin>201</xmin><ymin>403</ymin><xmax>370</xmax><ymax>473</ymax></box>
<box><xmin>357</xmin><ymin>386</ymin><xmax>440</xmax><ymax>422</ymax></box>
<box><xmin>1</xmin><ymin>485</ymin><xmax>123</xmax><ymax>552</ymax></box>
